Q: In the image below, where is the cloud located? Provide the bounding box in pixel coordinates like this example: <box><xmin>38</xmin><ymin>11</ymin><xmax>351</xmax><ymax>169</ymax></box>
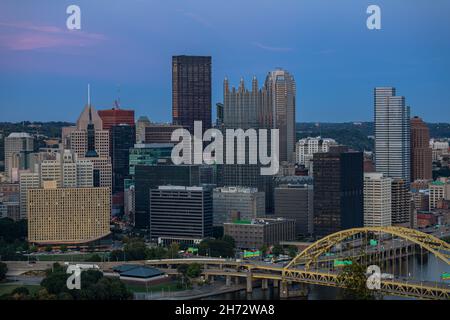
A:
<box><xmin>0</xmin><ymin>21</ymin><xmax>106</xmax><ymax>51</ymax></box>
<box><xmin>252</xmin><ymin>42</ymin><xmax>293</xmax><ymax>52</ymax></box>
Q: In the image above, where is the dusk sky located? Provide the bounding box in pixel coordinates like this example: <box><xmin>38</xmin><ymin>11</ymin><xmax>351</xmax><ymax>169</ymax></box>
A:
<box><xmin>1</xmin><ymin>0</ymin><xmax>449</xmax><ymax>123</ymax></box>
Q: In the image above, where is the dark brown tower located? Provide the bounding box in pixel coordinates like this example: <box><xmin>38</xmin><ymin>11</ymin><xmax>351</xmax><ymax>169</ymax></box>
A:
<box><xmin>172</xmin><ymin>55</ymin><xmax>212</xmax><ymax>133</ymax></box>
<box><xmin>410</xmin><ymin>116</ymin><xmax>432</xmax><ymax>181</ymax></box>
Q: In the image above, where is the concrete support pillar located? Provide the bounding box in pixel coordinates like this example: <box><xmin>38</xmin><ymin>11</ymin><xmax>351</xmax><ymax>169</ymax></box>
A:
<box><xmin>280</xmin><ymin>281</ymin><xmax>289</xmax><ymax>298</ymax></box>
<box><xmin>246</xmin><ymin>273</ymin><xmax>253</xmax><ymax>293</ymax></box>
<box><xmin>226</xmin><ymin>275</ymin><xmax>232</xmax><ymax>286</ymax></box>
<box><xmin>210</xmin><ymin>275</ymin><xmax>215</xmax><ymax>283</ymax></box>
<box><xmin>273</xmin><ymin>279</ymin><xmax>279</xmax><ymax>288</ymax></box>
<box><xmin>235</xmin><ymin>276</ymin><xmax>240</xmax><ymax>285</ymax></box>
<box><xmin>262</xmin><ymin>278</ymin><xmax>268</xmax><ymax>290</ymax></box>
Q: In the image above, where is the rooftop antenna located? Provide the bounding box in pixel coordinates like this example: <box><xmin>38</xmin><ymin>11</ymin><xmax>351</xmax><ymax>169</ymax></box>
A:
<box><xmin>114</xmin><ymin>84</ymin><xmax>121</xmax><ymax>109</ymax></box>
<box><xmin>87</xmin><ymin>83</ymin><xmax>91</xmax><ymax>106</ymax></box>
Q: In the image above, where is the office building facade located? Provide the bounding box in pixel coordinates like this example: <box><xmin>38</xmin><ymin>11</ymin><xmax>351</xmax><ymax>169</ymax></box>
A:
<box><xmin>374</xmin><ymin>87</ymin><xmax>411</xmax><ymax>182</ymax></box>
<box><xmin>212</xmin><ymin>186</ymin><xmax>265</xmax><ymax>226</ymax></box>
<box><xmin>363</xmin><ymin>172</ymin><xmax>392</xmax><ymax>227</ymax></box>
<box><xmin>28</xmin><ymin>185</ymin><xmax>111</xmax><ymax>245</ymax></box>
<box><xmin>149</xmin><ymin>186</ymin><xmax>213</xmax><ymax>243</ymax></box>
<box><xmin>134</xmin><ymin>165</ymin><xmax>201</xmax><ymax>229</ymax></box>
<box><xmin>313</xmin><ymin>146</ymin><xmax>364</xmax><ymax>237</ymax></box>
<box><xmin>274</xmin><ymin>183</ymin><xmax>314</xmax><ymax>236</ymax></box>
<box><xmin>5</xmin><ymin>133</ymin><xmax>34</xmax><ymax>182</ymax></box>
<box><xmin>224</xmin><ymin>218</ymin><xmax>296</xmax><ymax>249</ymax></box>
<box><xmin>410</xmin><ymin>116</ymin><xmax>432</xmax><ymax>181</ymax></box>
<box><xmin>172</xmin><ymin>55</ymin><xmax>212</xmax><ymax>133</ymax></box>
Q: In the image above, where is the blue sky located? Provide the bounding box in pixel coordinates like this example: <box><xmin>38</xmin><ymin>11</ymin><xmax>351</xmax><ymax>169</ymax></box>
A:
<box><xmin>0</xmin><ymin>0</ymin><xmax>449</xmax><ymax>123</ymax></box>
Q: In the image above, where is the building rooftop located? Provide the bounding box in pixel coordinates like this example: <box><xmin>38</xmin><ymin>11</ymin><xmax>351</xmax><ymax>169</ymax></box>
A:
<box><xmin>118</xmin><ymin>266</ymin><xmax>165</xmax><ymax>279</ymax></box>
<box><xmin>7</xmin><ymin>132</ymin><xmax>32</xmax><ymax>138</ymax></box>
<box><xmin>214</xmin><ymin>186</ymin><xmax>259</xmax><ymax>193</ymax></box>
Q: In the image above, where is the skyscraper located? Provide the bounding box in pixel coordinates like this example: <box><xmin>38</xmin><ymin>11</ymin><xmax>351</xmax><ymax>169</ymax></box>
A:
<box><xmin>313</xmin><ymin>146</ymin><xmax>364</xmax><ymax>237</ymax></box>
<box><xmin>265</xmin><ymin>69</ymin><xmax>296</xmax><ymax>163</ymax></box>
<box><xmin>374</xmin><ymin>87</ymin><xmax>411</xmax><ymax>182</ymax></box>
<box><xmin>111</xmin><ymin>124</ymin><xmax>135</xmax><ymax>193</ymax></box>
<box><xmin>172</xmin><ymin>55</ymin><xmax>212</xmax><ymax>133</ymax></box>
<box><xmin>410</xmin><ymin>116</ymin><xmax>432</xmax><ymax>181</ymax></box>
<box><xmin>5</xmin><ymin>133</ymin><xmax>34</xmax><ymax>182</ymax></box>
<box><xmin>391</xmin><ymin>179</ymin><xmax>410</xmax><ymax>225</ymax></box>
<box><xmin>217</xmin><ymin>77</ymin><xmax>273</xmax><ymax>213</ymax></box>
<box><xmin>364</xmin><ymin>172</ymin><xmax>392</xmax><ymax>227</ymax></box>
<box><xmin>98</xmin><ymin>105</ymin><xmax>135</xmax><ymax>131</ymax></box>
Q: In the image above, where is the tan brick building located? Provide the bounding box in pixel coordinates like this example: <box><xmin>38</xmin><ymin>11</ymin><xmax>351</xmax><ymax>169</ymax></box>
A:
<box><xmin>28</xmin><ymin>183</ymin><xmax>111</xmax><ymax>245</ymax></box>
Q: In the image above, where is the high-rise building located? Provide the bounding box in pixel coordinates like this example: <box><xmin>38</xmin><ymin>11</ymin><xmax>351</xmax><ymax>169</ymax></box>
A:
<box><xmin>134</xmin><ymin>165</ymin><xmax>201</xmax><ymax>229</ymax></box>
<box><xmin>265</xmin><ymin>69</ymin><xmax>296</xmax><ymax>163</ymax></box>
<box><xmin>149</xmin><ymin>186</ymin><xmax>213</xmax><ymax>244</ymax></box>
<box><xmin>19</xmin><ymin>171</ymin><xmax>39</xmax><ymax>219</ymax></box>
<box><xmin>5</xmin><ymin>133</ymin><xmax>34</xmax><ymax>182</ymax></box>
<box><xmin>429</xmin><ymin>178</ymin><xmax>450</xmax><ymax>211</ymax></box>
<box><xmin>128</xmin><ymin>143</ymin><xmax>173</xmax><ymax>176</ymax></box>
<box><xmin>172</xmin><ymin>55</ymin><xmax>212</xmax><ymax>133</ymax></box>
<box><xmin>363</xmin><ymin>172</ymin><xmax>392</xmax><ymax>227</ymax></box>
<box><xmin>212</xmin><ymin>187</ymin><xmax>265</xmax><ymax>226</ymax></box>
<box><xmin>430</xmin><ymin>139</ymin><xmax>449</xmax><ymax>161</ymax></box>
<box><xmin>374</xmin><ymin>87</ymin><xmax>411</xmax><ymax>182</ymax></box>
<box><xmin>313</xmin><ymin>146</ymin><xmax>364</xmax><ymax>237</ymax></box>
<box><xmin>296</xmin><ymin>137</ymin><xmax>337</xmax><ymax>174</ymax></box>
<box><xmin>27</xmin><ymin>184</ymin><xmax>110</xmax><ymax>245</ymax></box>
<box><xmin>219</xmin><ymin>76</ymin><xmax>273</xmax><ymax>213</ymax></box>
<box><xmin>274</xmin><ymin>183</ymin><xmax>314</xmax><ymax>236</ymax></box>
<box><xmin>136</xmin><ymin>116</ymin><xmax>151</xmax><ymax>143</ymax></box>
<box><xmin>391</xmin><ymin>179</ymin><xmax>410</xmax><ymax>225</ymax></box>
<box><xmin>68</xmin><ymin>100</ymin><xmax>112</xmax><ymax>189</ymax></box>
<box><xmin>110</xmin><ymin>124</ymin><xmax>135</xmax><ymax>193</ymax></box>
<box><xmin>98</xmin><ymin>105</ymin><xmax>135</xmax><ymax>130</ymax></box>
<box><xmin>410</xmin><ymin>116</ymin><xmax>432</xmax><ymax>181</ymax></box>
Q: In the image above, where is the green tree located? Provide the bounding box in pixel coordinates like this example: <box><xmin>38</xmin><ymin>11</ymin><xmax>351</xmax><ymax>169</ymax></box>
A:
<box><xmin>146</xmin><ymin>246</ymin><xmax>167</xmax><ymax>259</ymax></box>
<box><xmin>198</xmin><ymin>239</ymin><xmax>234</xmax><ymax>258</ymax></box>
<box><xmin>272</xmin><ymin>245</ymin><xmax>283</xmax><ymax>256</ymax></box>
<box><xmin>221</xmin><ymin>235</ymin><xmax>235</xmax><ymax>248</ymax></box>
<box><xmin>60</xmin><ymin>245</ymin><xmax>68</xmax><ymax>253</ymax></box>
<box><xmin>110</xmin><ymin>249</ymin><xmax>125</xmax><ymax>261</ymax></box>
<box><xmin>166</xmin><ymin>242</ymin><xmax>180</xmax><ymax>259</ymax></box>
<box><xmin>45</xmin><ymin>245</ymin><xmax>53</xmax><ymax>252</ymax></box>
<box><xmin>123</xmin><ymin>238</ymin><xmax>148</xmax><ymax>260</ymax></box>
<box><xmin>186</xmin><ymin>263</ymin><xmax>202</xmax><ymax>278</ymax></box>
<box><xmin>0</xmin><ymin>262</ymin><xmax>7</xmax><ymax>281</ymax></box>
<box><xmin>259</xmin><ymin>244</ymin><xmax>269</xmax><ymax>256</ymax></box>
<box><xmin>287</xmin><ymin>246</ymin><xmax>298</xmax><ymax>258</ymax></box>
<box><xmin>177</xmin><ymin>264</ymin><xmax>189</xmax><ymax>276</ymax></box>
<box><xmin>336</xmin><ymin>261</ymin><xmax>375</xmax><ymax>300</ymax></box>
<box><xmin>88</xmin><ymin>254</ymin><xmax>102</xmax><ymax>262</ymax></box>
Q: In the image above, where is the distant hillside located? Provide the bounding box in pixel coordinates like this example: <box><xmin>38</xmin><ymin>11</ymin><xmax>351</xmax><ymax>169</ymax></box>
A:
<box><xmin>296</xmin><ymin>122</ymin><xmax>450</xmax><ymax>152</ymax></box>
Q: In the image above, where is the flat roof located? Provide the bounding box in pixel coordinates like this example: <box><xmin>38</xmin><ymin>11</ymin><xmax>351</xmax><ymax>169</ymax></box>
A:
<box><xmin>120</xmin><ymin>266</ymin><xmax>165</xmax><ymax>279</ymax></box>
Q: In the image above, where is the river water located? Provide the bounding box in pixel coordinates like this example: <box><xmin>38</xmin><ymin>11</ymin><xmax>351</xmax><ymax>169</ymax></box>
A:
<box><xmin>203</xmin><ymin>253</ymin><xmax>450</xmax><ymax>300</ymax></box>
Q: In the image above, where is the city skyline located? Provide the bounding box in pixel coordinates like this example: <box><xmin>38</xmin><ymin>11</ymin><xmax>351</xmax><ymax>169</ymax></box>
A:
<box><xmin>1</xmin><ymin>0</ymin><xmax>450</xmax><ymax>123</ymax></box>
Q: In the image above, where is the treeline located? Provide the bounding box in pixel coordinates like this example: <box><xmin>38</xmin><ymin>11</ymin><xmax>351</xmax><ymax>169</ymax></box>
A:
<box><xmin>0</xmin><ymin>218</ymin><xmax>29</xmax><ymax>261</ymax></box>
<box><xmin>111</xmin><ymin>235</ymin><xmax>236</xmax><ymax>261</ymax></box>
<box><xmin>0</xmin><ymin>263</ymin><xmax>131</xmax><ymax>300</ymax></box>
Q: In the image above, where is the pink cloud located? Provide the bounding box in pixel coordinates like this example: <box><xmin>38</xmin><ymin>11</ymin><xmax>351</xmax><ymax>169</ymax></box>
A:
<box><xmin>0</xmin><ymin>21</ymin><xmax>106</xmax><ymax>51</ymax></box>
